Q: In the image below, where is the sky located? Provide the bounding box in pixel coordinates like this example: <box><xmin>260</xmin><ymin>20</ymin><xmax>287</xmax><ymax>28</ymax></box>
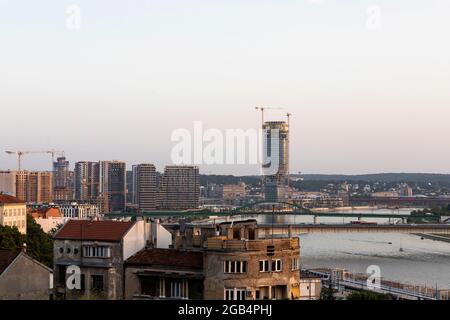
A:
<box><xmin>1</xmin><ymin>0</ymin><xmax>450</xmax><ymax>175</ymax></box>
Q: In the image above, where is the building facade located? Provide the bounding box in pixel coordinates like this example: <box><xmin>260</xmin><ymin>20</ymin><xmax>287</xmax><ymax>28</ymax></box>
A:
<box><xmin>53</xmin><ymin>219</ymin><xmax>152</xmax><ymax>300</ymax></box>
<box><xmin>99</xmin><ymin>161</ymin><xmax>126</xmax><ymax>213</ymax></box>
<box><xmin>58</xmin><ymin>202</ymin><xmax>100</xmax><ymax>220</ymax></box>
<box><xmin>202</xmin><ymin>221</ymin><xmax>301</xmax><ymax>300</ymax></box>
<box><xmin>127</xmin><ymin>220</ymin><xmax>303</xmax><ymax>301</ymax></box>
<box><xmin>132</xmin><ymin>164</ymin><xmax>157</xmax><ymax>212</ymax></box>
<box><xmin>15</xmin><ymin>171</ymin><xmax>53</xmax><ymax>204</ymax></box>
<box><xmin>262</xmin><ymin>121</ymin><xmax>290</xmax><ymax>203</ymax></box>
<box><xmin>53</xmin><ymin>157</ymin><xmax>73</xmax><ymax>201</ymax></box>
<box><xmin>74</xmin><ymin>161</ymin><xmax>100</xmax><ymax>202</ymax></box>
<box><xmin>0</xmin><ymin>250</ymin><xmax>53</xmax><ymax>300</ymax></box>
<box><xmin>124</xmin><ymin>249</ymin><xmax>204</xmax><ymax>300</ymax></box>
<box><xmin>30</xmin><ymin>207</ymin><xmax>65</xmax><ymax>233</ymax></box>
<box><xmin>159</xmin><ymin>166</ymin><xmax>199</xmax><ymax>210</ymax></box>
<box><xmin>0</xmin><ymin>194</ymin><xmax>27</xmax><ymax>234</ymax></box>
<box><xmin>0</xmin><ymin>171</ymin><xmax>16</xmax><ymax>196</ymax></box>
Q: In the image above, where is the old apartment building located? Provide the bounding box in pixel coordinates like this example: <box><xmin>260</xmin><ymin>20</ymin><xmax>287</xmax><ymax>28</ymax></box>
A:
<box><xmin>53</xmin><ymin>219</ymin><xmax>151</xmax><ymax>300</ymax></box>
<box><xmin>0</xmin><ymin>194</ymin><xmax>27</xmax><ymax>234</ymax></box>
<box><xmin>125</xmin><ymin>220</ymin><xmax>303</xmax><ymax>300</ymax></box>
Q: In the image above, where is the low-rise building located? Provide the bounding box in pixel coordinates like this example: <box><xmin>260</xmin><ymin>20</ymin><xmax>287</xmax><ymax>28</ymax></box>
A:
<box><xmin>125</xmin><ymin>220</ymin><xmax>304</xmax><ymax>301</ymax></box>
<box><xmin>30</xmin><ymin>207</ymin><xmax>66</xmax><ymax>233</ymax></box>
<box><xmin>125</xmin><ymin>249</ymin><xmax>204</xmax><ymax>300</ymax></box>
<box><xmin>0</xmin><ymin>194</ymin><xmax>27</xmax><ymax>234</ymax></box>
<box><xmin>222</xmin><ymin>183</ymin><xmax>246</xmax><ymax>200</ymax></box>
<box><xmin>371</xmin><ymin>191</ymin><xmax>399</xmax><ymax>198</ymax></box>
<box><xmin>299</xmin><ymin>272</ymin><xmax>322</xmax><ymax>300</ymax></box>
<box><xmin>0</xmin><ymin>249</ymin><xmax>53</xmax><ymax>300</ymax></box>
<box><xmin>53</xmin><ymin>219</ymin><xmax>152</xmax><ymax>300</ymax></box>
<box><xmin>201</xmin><ymin>221</ymin><xmax>301</xmax><ymax>300</ymax></box>
<box><xmin>58</xmin><ymin>202</ymin><xmax>100</xmax><ymax>219</ymax></box>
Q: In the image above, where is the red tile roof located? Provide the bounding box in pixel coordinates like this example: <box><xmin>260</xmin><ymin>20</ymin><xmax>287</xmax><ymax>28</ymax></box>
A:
<box><xmin>126</xmin><ymin>249</ymin><xmax>203</xmax><ymax>270</ymax></box>
<box><xmin>54</xmin><ymin>220</ymin><xmax>134</xmax><ymax>242</ymax></box>
<box><xmin>0</xmin><ymin>194</ymin><xmax>25</xmax><ymax>204</ymax></box>
<box><xmin>0</xmin><ymin>250</ymin><xmax>20</xmax><ymax>275</ymax></box>
<box><xmin>31</xmin><ymin>207</ymin><xmax>63</xmax><ymax>219</ymax></box>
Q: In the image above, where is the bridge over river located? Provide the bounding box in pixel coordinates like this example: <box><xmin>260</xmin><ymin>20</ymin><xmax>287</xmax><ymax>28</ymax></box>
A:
<box><xmin>255</xmin><ymin>223</ymin><xmax>450</xmax><ymax>236</ymax></box>
<box><xmin>105</xmin><ymin>210</ymin><xmax>442</xmax><ymax>221</ymax></box>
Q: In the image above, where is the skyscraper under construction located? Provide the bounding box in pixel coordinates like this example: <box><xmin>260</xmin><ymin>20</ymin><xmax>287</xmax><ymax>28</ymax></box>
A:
<box><xmin>262</xmin><ymin>118</ymin><xmax>290</xmax><ymax>203</ymax></box>
<box><xmin>53</xmin><ymin>157</ymin><xmax>73</xmax><ymax>201</ymax></box>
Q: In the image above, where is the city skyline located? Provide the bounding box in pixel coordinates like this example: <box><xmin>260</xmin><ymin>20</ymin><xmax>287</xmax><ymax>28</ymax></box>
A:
<box><xmin>1</xmin><ymin>1</ymin><xmax>450</xmax><ymax>174</ymax></box>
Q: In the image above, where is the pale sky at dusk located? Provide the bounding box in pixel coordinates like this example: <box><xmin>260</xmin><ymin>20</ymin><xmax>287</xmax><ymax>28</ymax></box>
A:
<box><xmin>1</xmin><ymin>0</ymin><xmax>449</xmax><ymax>175</ymax></box>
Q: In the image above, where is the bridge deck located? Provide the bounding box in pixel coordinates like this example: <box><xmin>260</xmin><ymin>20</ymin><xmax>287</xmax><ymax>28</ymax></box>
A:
<box><xmin>257</xmin><ymin>224</ymin><xmax>450</xmax><ymax>235</ymax></box>
<box><xmin>105</xmin><ymin>211</ymin><xmax>439</xmax><ymax>220</ymax></box>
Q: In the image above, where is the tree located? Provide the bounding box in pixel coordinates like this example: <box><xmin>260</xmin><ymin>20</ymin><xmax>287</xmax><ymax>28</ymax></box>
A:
<box><xmin>320</xmin><ymin>280</ymin><xmax>336</xmax><ymax>301</ymax></box>
<box><xmin>0</xmin><ymin>225</ymin><xmax>24</xmax><ymax>250</ymax></box>
<box><xmin>25</xmin><ymin>214</ymin><xmax>53</xmax><ymax>268</ymax></box>
<box><xmin>0</xmin><ymin>215</ymin><xmax>53</xmax><ymax>268</ymax></box>
<box><xmin>347</xmin><ymin>291</ymin><xmax>392</xmax><ymax>300</ymax></box>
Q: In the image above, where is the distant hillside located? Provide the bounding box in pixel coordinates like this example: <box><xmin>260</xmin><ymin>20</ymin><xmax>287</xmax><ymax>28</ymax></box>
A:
<box><xmin>200</xmin><ymin>173</ymin><xmax>450</xmax><ymax>186</ymax></box>
<box><xmin>200</xmin><ymin>175</ymin><xmax>262</xmax><ymax>186</ymax></box>
<box><xmin>298</xmin><ymin>173</ymin><xmax>450</xmax><ymax>183</ymax></box>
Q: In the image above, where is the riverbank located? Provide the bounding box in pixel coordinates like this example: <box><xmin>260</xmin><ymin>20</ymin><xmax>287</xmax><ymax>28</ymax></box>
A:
<box><xmin>311</xmin><ymin>206</ymin><xmax>381</xmax><ymax>213</ymax></box>
<box><xmin>413</xmin><ymin>233</ymin><xmax>450</xmax><ymax>243</ymax></box>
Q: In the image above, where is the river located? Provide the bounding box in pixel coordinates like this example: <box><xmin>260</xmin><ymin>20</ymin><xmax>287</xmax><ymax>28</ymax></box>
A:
<box><xmin>222</xmin><ymin>208</ymin><xmax>450</xmax><ymax>289</ymax></box>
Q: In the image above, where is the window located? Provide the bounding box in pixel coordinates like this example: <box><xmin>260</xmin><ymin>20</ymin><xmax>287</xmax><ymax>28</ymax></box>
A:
<box><xmin>171</xmin><ymin>281</ymin><xmax>182</xmax><ymax>298</ymax></box>
<box><xmin>83</xmin><ymin>246</ymin><xmax>111</xmax><ymax>258</ymax></box>
<box><xmin>272</xmin><ymin>259</ymin><xmax>282</xmax><ymax>272</ymax></box>
<box><xmin>91</xmin><ymin>275</ymin><xmax>104</xmax><ymax>292</ymax></box>
<box><xmin>260</xmin><ymin>259</ymin><xmax>282</xmax><ymax>272</ymax></box>
<box><xmin>259</xmin><ymin>260</ymin><xmax>270</xmax><ymax>272</ymax></box>
<box><xmin>224</xmin><ymin>261</ymin><xmax>247</xmax><ymax>274</ymax></box>
<box><xmin>58</xmin><ymin>266</ymin><xmax>66</xmax><ymax>286</ymax></box>
<box><xmin>292</xmin><ymin>257</ymin><xmax>300</xmax><ymax>271</ymax></box>
<box><xmin>225</xmin><ymin>288</ymin><xmax>247</xmax><ymax>301</ymax></box>
<box><xmin>79</xmin><ymin>274</ymin><xmax>86</xmax><ymax>291</ymax></box>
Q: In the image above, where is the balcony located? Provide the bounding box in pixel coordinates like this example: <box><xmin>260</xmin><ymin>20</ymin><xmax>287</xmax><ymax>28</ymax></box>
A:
<box><xmin>206</xmin><ymin>237</ymin><xmax>299</xmax><ymax>252</ymax></box>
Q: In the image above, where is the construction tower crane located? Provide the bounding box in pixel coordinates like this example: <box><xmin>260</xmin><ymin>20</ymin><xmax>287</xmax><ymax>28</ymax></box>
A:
<box><xmin>255</xmin><ymin>106</ymin><xmax>286</xmax><ymax>125</ymax></box>
<box><xmin>286</xmin><ymin>112</ymin><xmax>292</xmax><ymax>188</ymax></box>
<box><xmin>5</xmin><ymin>150</ymin><xmax>65</xmax><ymax>171</ymax></box>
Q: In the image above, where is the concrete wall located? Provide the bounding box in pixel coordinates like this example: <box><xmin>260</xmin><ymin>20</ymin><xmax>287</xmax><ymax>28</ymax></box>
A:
<box><xmin>300</xmin><ymin>279</ymin><xmax>322</xmax><ymax>300</ymax></box>
<box><xmin>124</xmin><ymin>267</ymin><xmax>141</xmax><ymax>300</ymax></box>
<box><xmin>53</xmin><ymin>239</ymin><xmax>124</xmax><ymax>300</ymax></box>
<box><xmin>0</xmin><ymin>203</ymin><xmax>27</xmax><ymax>234</ymax></box>
<box><xmin>0</xmin><ymin>253</ymin><xmax>52</xmax><ymax>300</ymax></box>
<box><xmin>34</xmin><ymin>217</ymin><xmax>66</xmax><ymax>233</ymax></box>
<box><xmin>152</xmin><ymin>223</ymin><xmax>172</xmax><ymax>249</ymax></box>
<box><xmin>122</xmin><ymin>220</ymin><xmax>150</xmax><ymax>260</ymax></box>
<box><xmin>203</xmin><ymin>249</ymin><xmax>300</xmax><ymax>300</ymax></box>
<box><xmin>0</xmin><ymin>171</ymin><xmax>16</xmax><ymax>195</ymax></box>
